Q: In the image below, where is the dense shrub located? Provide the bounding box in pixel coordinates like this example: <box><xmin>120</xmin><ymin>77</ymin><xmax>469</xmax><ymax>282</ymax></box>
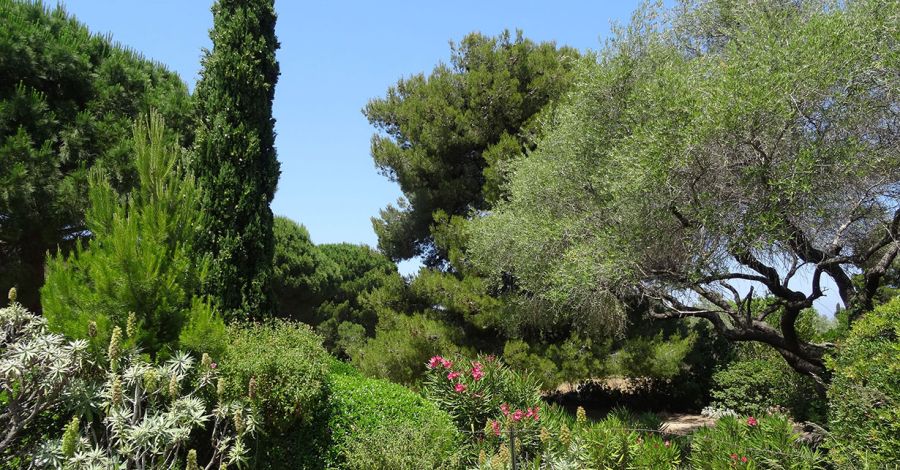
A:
<box><xmin>689</xmin><ymin>414</ymin><xmax>825</xmax><ymax>469</ymax></box>
<box><xmin>219</xmin><ymin>320</ymin><xmax>330</xmax><ymax>467</ymax></box>
<box><xmin>350</xmin><ymin>313</ymin><xmax>463</xmax><ymax>386</ymax></box>
<box><xmin>711</xmin><ymin>355</ymin><xmax>824</xmax><ymax>422</ymax></box>
<box><xmin>325</xmin><ymin>373</ymin><xmax>461</xmax><ymax>469</ymax></box>
<box><xmin>221</xmin><ymin>320</ymin><xmax>329</xmax><ymax>427</ymax></box>
<box><xmin>827</xmin><ymin>297</ymin><xmax>900</xmax><ymax>467</ymax></box>
<box><xmin>710</xmin><ymin>309</ymin><xmax>829</xmax><ymax>422</ymax></box>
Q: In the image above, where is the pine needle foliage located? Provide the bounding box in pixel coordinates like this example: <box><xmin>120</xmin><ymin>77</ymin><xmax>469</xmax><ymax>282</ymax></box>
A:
<box><xmin>42</xmin><ymin>113</ymin><xmax>218</xmax><ymax>358</ymax></box>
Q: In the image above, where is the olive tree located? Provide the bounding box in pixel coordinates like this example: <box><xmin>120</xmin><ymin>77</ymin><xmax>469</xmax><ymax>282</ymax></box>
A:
<box><xmin>470</xmin><ymin>0</ymin><xmax>899</xmax><ymax>389</ymax></box>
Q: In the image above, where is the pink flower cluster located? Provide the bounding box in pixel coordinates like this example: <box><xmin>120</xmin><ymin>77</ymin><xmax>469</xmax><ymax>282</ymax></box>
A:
<box><xmin>730</xmin><ymin>453</ymin><xmax>749</xmax><ymax>463</ymax></box>
<box><xmin>500</xmin><ymin>403</ymin><xmax>539</xmax><ymax>422</ymax></box>
<box><xmin>431</xmin><ymin>357</ymin><xmax>488</xmax><ymax>393</ymax></box>
<box><xmin>490</xmin><ymin>419</ymin><xmax>501</xmax><ymax>436</ymax></box>
<box><xmin>746</xmin><ymin>416</ymin><xmax>758</xmax><ymax>427</ymax></box>
<box><xmin>471</xmin><ymin>361</ymin><xmax>484</xmax><ymax>381</ymax></box>
<box><xmin>427</xmin><ymin>355</ymin><xmax>453</xmax><ymax>369</ymax></box>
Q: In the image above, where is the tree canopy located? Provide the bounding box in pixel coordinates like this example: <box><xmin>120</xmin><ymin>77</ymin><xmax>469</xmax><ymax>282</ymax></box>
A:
<box><xmin>365</xmin><ymin>31</ymin><xmax>579</xmax><ymax>267</ymax></box>
<box><xmin>0</xmin><ymin>0</ymin><xmax>192</xmax><ymax>311</ymax></box>
<box><xmin>469</xmin><ymin>0</ymin><xmax>899</xmax><ymax>386</ymax></box>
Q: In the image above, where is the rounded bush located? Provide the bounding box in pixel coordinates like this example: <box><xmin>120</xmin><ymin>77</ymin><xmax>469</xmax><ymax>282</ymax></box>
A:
<box><xmin>220</xmin><ymin>320</ymin><xmax>330</xmax><ymax>430</ymax></box>
<box><xmin>827</xmin><ymin>297</ymin><xmax>900</xmax><ymax>466</ymax></box>
<box><xmin>325</xmin><ymin>373</ymin><xmax>461</xmax><ymax>469</ymax></box>
<box><xmin>710</xmin><ymin>355</ymin><xmax>823</xmax><ymax>422</ymax></box>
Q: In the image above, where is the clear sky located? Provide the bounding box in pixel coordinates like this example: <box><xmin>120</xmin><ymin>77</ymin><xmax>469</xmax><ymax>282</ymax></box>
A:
<box><xmin>58</xmin><ymin>0</ymin><xmax>646</xmax><ymax>274</ymax></box>
<box><xmin>58</xmin><ymin>0</ymin><xmax>841</xmax><ymax>313</ymax></box>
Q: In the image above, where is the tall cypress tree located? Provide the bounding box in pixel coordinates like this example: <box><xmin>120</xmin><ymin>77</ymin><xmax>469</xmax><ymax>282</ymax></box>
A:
<box><xmin>193</xmin><ymin>0</ymin><xmax>280</xmax><ymax>320</ymax></box>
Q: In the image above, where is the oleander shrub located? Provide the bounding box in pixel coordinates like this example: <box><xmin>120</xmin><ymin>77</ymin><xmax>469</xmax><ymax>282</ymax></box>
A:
<box><xmin>689</xmin><ymin>414</ymin><xmax>825</xmax><ymax>469</ymax></box>
<box><xmin>423</xmin><ymin>354</ymin><xmax>545</xmax><ymax>463</ymax></box>
<box><xmin>325</xmin><ymin>373</ymin><xmax>461</xmax><ymax>469</ymax></box>
<box><xmin>827</xmin><ymin>297</ymin><xmax>900</xmax><ymax>467</ymax></box>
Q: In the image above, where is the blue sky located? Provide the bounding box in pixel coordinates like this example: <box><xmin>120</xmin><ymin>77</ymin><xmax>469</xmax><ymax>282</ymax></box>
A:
<box><xmin>60</xmin><ymin>1</ymin><xmax>841</xmax><ymax>313</ymax></box>
<box><xmin>60</xmin><ymin>0</ymin><xmax>645</xmax><ymax>274</ymax></box>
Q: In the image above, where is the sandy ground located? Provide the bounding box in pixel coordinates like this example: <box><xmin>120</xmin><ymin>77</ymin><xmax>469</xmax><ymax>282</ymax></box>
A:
<box><xmin>658</xmin><ymin>412</ymin><xmax>716</xmax><ymax>435</ymax></box>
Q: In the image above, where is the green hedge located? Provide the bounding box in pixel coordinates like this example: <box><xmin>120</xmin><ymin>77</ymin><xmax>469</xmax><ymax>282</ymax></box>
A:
<box><xmin>827</xmin><ymin>297</ymin><xmax>900</xmax><ymax>467</ymax></box>
<box><xmin>325</xmin><ymin>373</ymin><xmax>461</xmax><ymax>469</ymax></box>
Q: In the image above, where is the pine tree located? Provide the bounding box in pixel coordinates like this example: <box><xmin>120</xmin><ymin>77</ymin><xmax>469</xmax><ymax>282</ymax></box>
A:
<box><xmin>42</xmin><ymin>113</ymin><xmax>221</xmax><ymax>357</ymax></box>
<box><xmin>193</xmin><ymin>0</ymin><xmax>281</xmax><ymax>320</ymax></box>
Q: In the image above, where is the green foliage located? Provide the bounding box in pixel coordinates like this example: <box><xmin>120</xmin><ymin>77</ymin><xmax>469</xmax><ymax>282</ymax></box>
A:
<box><xmin>689</xmin><ymin>415</ymin><xmax>826</xmax><ymax>469</ymax></box>
<box><xmin>827</xmin><ymin>297</ymin><xmax>900</xmax><ymax>467</ymax></box>
<box><xmin>711</xmin><ymin>308</ymin><xmax>828</xmax><ymax>421</ymax></box>
<box><xmin>502</xmin><ymin>333</ymin><xmax>609</xmax><ymax>390</ymax></box>
<box><xmin>468</xmin><ymin>0</ymin><xmax>900</xmax><ymax>372</ymax></box>
<box><xmin>42</xmin><ymin>113</ymin><xmax>215</xmax><ymax>358</ymax></box>
<box><xmin>324</xmin><ymin>373</ymin><xmax>461</xmax><ymax>469</ymax></box>
<box><xmin>581</xmin><ymin>416</ymin><xmax>679</xmax><ymax>469</ymax></box>
<box><xmin>349</xmin><ymin>313</ymin><xmax>463</xmax><ymax>386</ymax></box>
<box><xmin>711</xmin><ymin>353</ymin><xmax>824</xmax><ymax>422</ymax></box>
<box><xmin>178</xmin><ymin>298</ymin><xmax>228</xmax><ymax>359</ymax></box>
<box><xmin>193</xmin><ymin>0</ymin><xmax>281</xmax><ymax>320</ymax></box>
<box><xmin>219</xmin><ymin>320</ymin><xmax>329</xmax><ymax>432</ymax></box>
<box><xmin>536</xmin><ymin>407</ymin><xmax>681</xmax><ymax>469</ymax></box>
<box><xmin>423</xmin><ymin>354</ymin><xmax>541</xmax><ymax>440</ymax></box>
<box><xmin>366</xmin><ymin>30</ymin><xmax>579</xmax><ymax>266</ymax></box>
<box><xmin>0</xmin><ymin>0</ymin><xmax>192</xmax><ymax>311</ymax></box>
<box><xmin>272</xmin><ymin>216</ymin><xmax>338</xmax><ymax>319</ymax></box>
<box><xmin>314</xmin><ymin>243</ymin><xmax>402</xmax><ymax>349</ymax></box>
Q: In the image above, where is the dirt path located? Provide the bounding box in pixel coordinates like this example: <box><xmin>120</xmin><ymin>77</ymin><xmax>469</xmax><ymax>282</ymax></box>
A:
<box><xmin>658</xmin><ymin>412</ymin><xmax>716</xmax><ymax>435</ymax></box>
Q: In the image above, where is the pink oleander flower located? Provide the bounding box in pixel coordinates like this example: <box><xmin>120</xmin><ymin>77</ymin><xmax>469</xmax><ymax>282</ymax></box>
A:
<box><xmin>427</xmin><ymin>356</ymin><xmax>443</xmax><ymax>369</ymax></box>
<box><xmin>500</xmin><ymin>403</ymin><xmax>510</xmax><ymax>416</ymax></box>
<box><xmin>741</xmin><ymin>456</ymin><xmax>748</xmax><ymax>463</ymax></box>
<box><xmin>747</xmin><ymin>416</ymin><xmax>758</xmax><ymax>427</ymax></box>
<box><xmin>491</xmin><ymin>420</ymin><xmax>501</xmax><ymax>436</ymax></box>
<box><xmin>454</xmin><ymin>383</ymin><xmax>467</xmax><ymax>393</ymax></box>
<box><xmin>471</xmin><ymin>367</ymin><xmax>484</xmax><ymax>381</ymax></box>
<box><xmin>485</xmin><ymin>354</ymin><xmax>497</xmax><ymax>362</ymax></box>
<box><xmin>441</xmin><ymin>358</ymin><xmax>453</xmax><ymax>369</ymax></box>
<box><xmin>447</xmin><ymin>371</ymin><xmax>460</xmax><ymax>381</ymax></box>
<box><xmin>512</xmin><ymin>410</ymin><xmax>524</xmax><ymax>422</ymax></box>
<box><xmin>730</xmin><ymin>453</ymin><xmax>738</xmax><ymax>460</ymax></box>
<box><xmin>209</xmin><ymin>362</ymin><xmax>217</xmax><ymax>369</ymax></box>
